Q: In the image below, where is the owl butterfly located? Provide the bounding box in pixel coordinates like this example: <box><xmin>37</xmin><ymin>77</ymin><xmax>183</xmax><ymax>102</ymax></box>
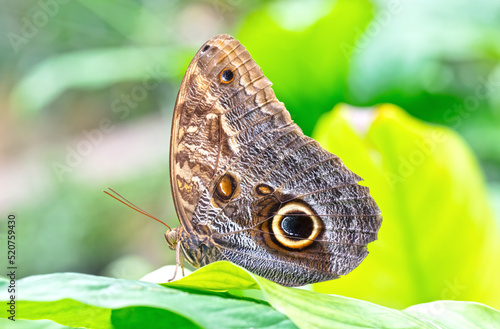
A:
<box><xmin>165</xmin><ymin>34</ymin><xmax>382</xmax><ymax>287</ymax></box>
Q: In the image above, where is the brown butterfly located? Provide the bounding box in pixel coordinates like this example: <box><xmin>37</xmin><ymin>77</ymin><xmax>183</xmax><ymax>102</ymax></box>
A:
<box><xmin>159</xmin><ymin>34</ymin><xmax>383</xmax><ymax>286</ymax></box>
<box><xmin>146</xmin><ymin>34</ymin><xmax>381</xmax><ymax>287</ymax></box>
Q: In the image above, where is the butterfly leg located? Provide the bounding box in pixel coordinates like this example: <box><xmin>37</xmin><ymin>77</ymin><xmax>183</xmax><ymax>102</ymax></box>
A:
<box><xmin>168</xmin><ymin>241</ymin><xmax>184</xmax><ymax>282</ymax></box>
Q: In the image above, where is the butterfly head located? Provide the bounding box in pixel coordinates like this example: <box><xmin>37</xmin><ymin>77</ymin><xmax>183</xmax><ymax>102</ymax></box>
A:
<box><xmin>164</xmin><ymin>227</ymin><xmax>201</xmax><ymax>268</ymax></box>
<box><xmin>164</xmin><ymin>227</ymin><xmax>180</xmax><ymax>251</ymax></box>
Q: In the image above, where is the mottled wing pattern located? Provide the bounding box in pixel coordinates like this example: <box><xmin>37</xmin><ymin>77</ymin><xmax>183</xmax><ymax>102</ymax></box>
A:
<box><xmin>172</xmin><ymin>34</ymin><xmax>382</xmax><ymax>286</ymax></box>
<box><xmin>192</xmin><ymin>127</ymin><xmax>382</xmax><ymax>286</ymax></box>
<box><xmin>170</xmin><ymin>34</ymin><xmax>274</xmax><ymax>229</ymax></box>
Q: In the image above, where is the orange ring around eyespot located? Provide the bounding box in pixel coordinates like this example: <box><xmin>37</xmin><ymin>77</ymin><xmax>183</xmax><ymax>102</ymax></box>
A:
<box><xmin>220</xmin><ymin>69</ymin><xmax>234</xmax><ymax>84</ymax></box>
<box><xmin>271</xmin><ymin>202</ymin><xmax>322</xmax><ymax>249</ymax></box>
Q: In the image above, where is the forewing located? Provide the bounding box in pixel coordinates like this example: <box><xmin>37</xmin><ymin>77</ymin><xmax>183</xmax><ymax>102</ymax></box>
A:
<box><xmin>170</xmin><ymin>34</ymin><xmax>280</xmax><ymax>228</ymax></box>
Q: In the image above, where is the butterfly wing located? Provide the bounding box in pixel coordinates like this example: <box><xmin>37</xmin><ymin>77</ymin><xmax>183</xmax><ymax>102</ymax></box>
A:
<box><xmin>171</xmin><ymin>34</ymin><xmax>382</xmax><ymax>286</ymax></box>
<box><xmin>170</xmin><ymin>34</ymin><xmax>275</xmax><ymax>229</ymax></box>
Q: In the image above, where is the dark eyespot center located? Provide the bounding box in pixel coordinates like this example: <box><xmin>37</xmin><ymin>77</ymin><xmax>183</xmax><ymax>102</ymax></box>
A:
<box><xmin>202</xmin><ymin>45</ymin><xmax>210</xmax><ymax>52</ymax></box>
<box><xmin>220</xmin><ymin>69</ymin><xmax>234</xmax><ymax>83</ymax></box>
<box><xmin>280</xmin><ymin>213</ymin><xmax>314</xmax><ymax>239</ymax></box>
<box><xmin>269</xmin><ymin>201</ymin><xmax>322</xmax><ymax>249</ymax></box>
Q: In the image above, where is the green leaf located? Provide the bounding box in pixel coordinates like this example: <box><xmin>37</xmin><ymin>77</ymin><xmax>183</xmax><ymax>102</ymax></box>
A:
<box><xmin>257</xmin><ymin>278</ymin><xmax>500</xmax><ymax>329</ymax></box>
<box><xmin>312</xmin><ymin>104</ymin><xmax>500</xmax><ymax>309</ymax></box>
<box><xmin>0</xmin><ymin>273</ymin><xmax>295</xmax><ymax>329</ymax></box>
<box><xmin>170</xmin><ymin>262</ymin><xmax>500</xmax><ymax>329</ymax></box>
<box><xmin>403</xmin><ymin>301</ymin><xmax>500</xmax><ymax>329</ymax></box>
<box><xmin>1</xmin><ymin>263</ymin><xmax>499</xmax><ymax>328</ymax></box>
<box><xmin>237</xmin><ymin>0</ymin><xmax>373</xmax><ymax>135</ymax></box>
<box><xmin>163</xmin><ymin>261</ymin><xmax>259</xmax><ymax>291</ymax></box>
<box><xmin>255</xmin><ymin>277</ymin><xmax>423</xmax><ymax>329</ymax></box>
<box><xmin>0</xmin><ymin>318</ymin><xmax>71</xmax><ymax>329</ymax></box>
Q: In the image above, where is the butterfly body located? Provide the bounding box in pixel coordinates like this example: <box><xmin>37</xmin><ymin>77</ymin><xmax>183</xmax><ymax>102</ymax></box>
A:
<box><xmin>167</xmin><ymin>34</ymin><xmax>382</xmax><ymax>287</ymax></box>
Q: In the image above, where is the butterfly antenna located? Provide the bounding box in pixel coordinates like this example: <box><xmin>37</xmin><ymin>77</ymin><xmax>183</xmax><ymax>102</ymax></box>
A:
<box><xmin>107</xmin><ymin>188</ymin><xmax>154</xmax><ymax>216</ymax></box>
<box><xmin>103</xmin><ymin>188</ymin><xmax>171</xmax><ymax>230</ymax></box>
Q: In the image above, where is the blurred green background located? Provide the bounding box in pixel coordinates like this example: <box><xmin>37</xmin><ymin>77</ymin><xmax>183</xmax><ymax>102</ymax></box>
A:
<box><xmin>1</xmin><ymin>0</ymin><xmax>499</xmax><ymax>310</ymax></box>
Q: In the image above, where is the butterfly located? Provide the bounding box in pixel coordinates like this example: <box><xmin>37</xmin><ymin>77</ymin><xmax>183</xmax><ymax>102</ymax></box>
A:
<box><xmin>161</xmin><ymin>34</ymin><xmax>380</xmax><ymax>287</ymax></box>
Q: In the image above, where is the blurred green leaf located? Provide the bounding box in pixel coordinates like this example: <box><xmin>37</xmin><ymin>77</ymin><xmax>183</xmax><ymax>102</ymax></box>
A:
<box><xmin>237</xmin><ymin>0</ymin><xmax>374</xmax><ymax>135</ymax></box>
<box><xmin>312</xmin><ymin>103</ymin><xmax>500</xmax><ymax>309</ymax></box>
<box><xmin>77</xmin><ymin>0</ymin><xmax>167</xmax><ymax>44</ymax></box>
<box><xmin>10</xmin><ymin>47</ymin><xmax>188</xmax><ymax>114</ymax></box>
<box><xmin>460</xmin><ymin>111</ymin><xmax>500</xmax><ymax>167</ymax></box>
<box><xmin>347</xmin><ymin>0</ymin><xmax>500</xmax><ymax>122</ymax></box>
